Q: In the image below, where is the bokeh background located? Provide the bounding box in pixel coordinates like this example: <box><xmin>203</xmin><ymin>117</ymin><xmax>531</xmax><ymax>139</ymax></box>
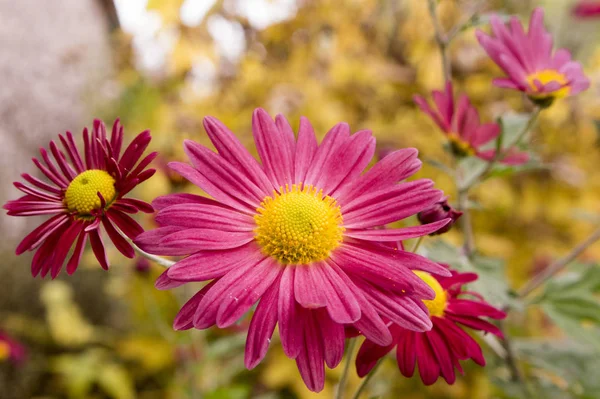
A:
<box><xmin>0</xmin><ymin>0</ymin><xmax>599</xmax><ymax>398</ymax></box>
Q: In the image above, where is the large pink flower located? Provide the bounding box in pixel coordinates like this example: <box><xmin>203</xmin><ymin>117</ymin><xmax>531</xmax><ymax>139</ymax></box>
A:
<box><xmin>355</xmin><ymin>269</ymin><xmax>506</xmax><ymax>385</ymax></box>
<box><xmin>4</xmin><ymin>120</ymin><xmax>156</xmax><ymax>278</ymax></box>
<box><xmin>135</xmin><ymin>108</ymin><xmax>451</xmax><ymax>392</ymax></box>
<box><xmin>414</xmin><ymin>82</ymin><xmax>528</xmax><ymax>165</ymax></box>
<box><xmin>476</xmin><ymin>8</ymin><xmax>590</xmax><ymax>104</ymax></box>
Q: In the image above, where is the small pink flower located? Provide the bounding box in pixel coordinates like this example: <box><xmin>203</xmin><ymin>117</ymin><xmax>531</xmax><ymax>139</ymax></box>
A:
<box><xmin>572</xmin><ymin>1</ymin><xmax>600</xmax><ymax>18</ymax></box>
<box><xmin>355</xmin><ymin>269</ymin><xmax>506</xmax><ymax>385</ymax></box>
<box><xmin>0</xmin><ymin>331</ymin><xmax>26</xmax><ymax>365</ymax></box>
<box><xmin>476</xmin><ymin>8</ymin><xmax>590</xmax><ymax>104</ymax></box>
<box><xmin>4</xmin><ymin>120</ymin><xmax>156</xmax><ymax>278</ymax></box>
<box><xmin>414</xmin><ymin>82</ymin><xmax>529</xmax><ymax>165</ymax></box>
<box><xmin>136</xmin><ymin>108</ymin><xmax>452</xmax><ymax>392</ymax></box>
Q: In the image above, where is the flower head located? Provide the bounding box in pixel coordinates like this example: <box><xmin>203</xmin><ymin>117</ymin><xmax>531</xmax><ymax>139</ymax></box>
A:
<box><xmin>355</xmin><ymin>268</ymin><xmax>506</xmax><ymax>385</ymax></box>
<box><xmin>414</xmin><ymin>82</ymin><xmax>529</xmax><ymax>165</ymax></box>
<box><xmin>572</xmin><ymin>1</ymin><xmax>600</xmax><ymax>18</ymax></box>
<box><xmin>418</xmin><ymin>197</ymin><xmax>463</xmax><ymax>235</ymax></box>
<box><xmin>135</xmin><ymin>108</ymin><xmax>452</xmax><ymax>392</ymax></box>
<box><xmin>0</xmin><ymin>331</ymin><xmax>26</xmax><ymax>365</ymax></box>
<box><xmin>476</xmin><ymin>8</ymin><xmax>590</xmax><ymax>105</ymax></box>
<box><xmin>4</xmin><ymin>119</ymin><xmax>156</xmax><ymax>278</ymax></box>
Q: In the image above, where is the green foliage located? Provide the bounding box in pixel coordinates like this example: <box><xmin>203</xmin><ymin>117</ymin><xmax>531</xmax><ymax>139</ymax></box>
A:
<box><xmin>535</xmin><ymin>263</ymin><xmax>600</xmax><ymax>350</ymax></box>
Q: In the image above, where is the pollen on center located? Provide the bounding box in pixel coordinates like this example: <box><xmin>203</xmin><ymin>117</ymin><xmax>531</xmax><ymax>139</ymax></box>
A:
<box><xmin>526</xmin><ymin>69</ymin><xmax>570</xmax><ymax>99</ymax></box>
<box><xmin>254</xmin><ymin>184</ymin><xmax>344</xmax><ymax>265</ymax></box>
<box><xmin>414</xmin><ymin>270</ymin><xmax>448</xmax><ymax>318</ymax></box>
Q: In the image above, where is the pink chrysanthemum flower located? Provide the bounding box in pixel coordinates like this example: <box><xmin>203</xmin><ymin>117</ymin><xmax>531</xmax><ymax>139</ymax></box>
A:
<box><xmin>573</xmin><ymin>1</ymin><xmax>600</xmax><ymax>18</ymax></box>
<box><xmin>355</xmin><ymin>269</ymin><xmax>506</xmax><ymax>385</ymax></box>
<box><xmin>4</xmin><ymin>120</ymin><xmax>156</xmax><ymax>278</ymax></box>
<box><xmin>0</xmin><ymin>331</ymin><xmax>26</xmax><ymax>365</ymax></box>
<box><xmin>414</xmin><ymin>82</ymin><xmax>529</xmax><ymax>165</ymax></box>
<box><xmin>476</xmin><ymin>8</ymin><xmax>590</xmax><ymax>105</ymax></box>
<box><xmin>135</xmin><ymin>108</ymin><xmax>452</xmax><ymax>392</ymax></box>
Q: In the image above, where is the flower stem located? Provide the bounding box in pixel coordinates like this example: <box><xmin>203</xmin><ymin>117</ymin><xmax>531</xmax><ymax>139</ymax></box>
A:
<box><xmin>351</xmin><ymin>359</ymin><xmax>384</xmax><ymax>399</ymax></box>
<box><xmin>518</xmin><ymin>224</ymin><xmax>600</xmax><ymax>298</ymax></box>
<box><xmin>336</xmin><ymin>338</ymin><xmax>357</xmax><ymax>399</ymax></box>
<box><xmin>130</xmin><ymin>240</ymin><xmax>176</xmax><ymax>268</ymax></box>
<box><xmin>410</xmin><ymin>236</ymin><xmax>424</xmax><ymax>253</ymax></box>
<box><xmin>426</xmin><ymin>0</ymin><xmax>451</xmax><ymax>82</ymax></box>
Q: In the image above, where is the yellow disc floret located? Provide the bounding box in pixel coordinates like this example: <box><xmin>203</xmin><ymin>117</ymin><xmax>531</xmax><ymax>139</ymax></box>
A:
<box><xmin>448</xmin><ymin>133</ymin><xmax>476</xmax><ymax>157</ymax></box>
<box><xmin>65</xmin><ymin>170</ymin><xmax>116</xmax><ymax>215</ymax></box>
<box><xmin>526</xmin><ymin>69</ymin><xmax>570</xmax><ymax>99</ymax></box>
<box><xmin>254</xmin><ymin>184</ymin><xmax>344</xmax><ymax>265</ymax></box>
<box><xmin>0</xmin><ymin>341</ymin><xmax>10</xmax><ymax>361</ymax></box>
<box><xmin>414</xmin><ymin>271</ymin><xmax>448</xmax><ymax>318</ymax></box>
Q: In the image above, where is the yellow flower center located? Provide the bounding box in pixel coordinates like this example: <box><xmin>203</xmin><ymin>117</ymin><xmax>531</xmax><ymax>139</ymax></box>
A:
<box><xmin>0</xmin><ymin>341</ymin><xmax>10</xmax><ymax>361</ymax></box>
<box><xmin>414</xmin><ymin>271</ymin><xmax>448</xmax><ymax>318</ymax></box>
<box><xmin>448</xmin><ymin>133</ymin><xmax>475</xmax><ymax>157</ymax></box>
<box><xmin>526</xmin><ymin>69</ymin><xmax>570</xmax><ymax>99</ymax></box>
<box><xmin>64</xmin><ymin>170</ymin><xmax>116</xmax><ymax>215</ymax></box>
<box><xmin>254</xmin><ymin>184</ymin><xmax>344</xmax><ymax>265</ymax></box>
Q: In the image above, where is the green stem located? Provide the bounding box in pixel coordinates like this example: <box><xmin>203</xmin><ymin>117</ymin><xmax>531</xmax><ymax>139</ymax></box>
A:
<box><xmin>351</xmin><ymin>359</ymin><xmax>384</xmax><ymax>399</ymax></box>
<box><xmin>426</xmin><ymin>0</ymin><xmax>451</xmax><ymax>82</ymax></box>
<box><xmin>410</xmin><ymin>236</ymin><xmax>424</xmax><ymax>253</ymax></box>
<box><xmin>336</xmin><ymin>338</ymin><xmax>357</xmax><ymax>399</ymax></box>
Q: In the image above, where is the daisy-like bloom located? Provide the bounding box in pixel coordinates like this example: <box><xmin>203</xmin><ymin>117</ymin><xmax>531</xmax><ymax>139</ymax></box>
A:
<box><xmin>4</xmin><ymin>120</ymin><xmax>156</xmax><ymax>278</ymax></box>
<box><xmin>476</xmin><ymin>7</ymin><xmax>590</xmax><ymax>105</ymax></box>
<box><xmin>0</xmin><ymin>331</ymin><xmax>26</xmax><ymax>365</ymax></box>
<box><xmin>572</xmin><ymin>1</ymin><xmax>600</xmax><ymax>18</ymax></box>
<box><xmin>355</xmin><ymin>269</ymin><xmax>506</xmax><ymax>385</ymax></box>
<box><xmin>414</xmin><ymin>82</ymin><xmax>529</xmax><ymax>165</ymax></box>
<box><xmin>135</xmin><ymin>108</ymin><xmax>452</xmax><ymax>392</ymax></box>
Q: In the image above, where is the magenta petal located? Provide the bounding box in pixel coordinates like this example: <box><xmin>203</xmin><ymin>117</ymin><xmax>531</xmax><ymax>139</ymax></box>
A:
<box><xmin>155</xmin><ymin>203</ymin><xmax>255</xmax><ymax>231</ymax></box>
<box><xmin>89</xmin><ymin>229</ymin><xmax>109</xmax><ymax>270</ymax></box>
<box><xmin>152</xmin><ymin>193</ymin><xmax>220</xmax><ymax>211</ymax></box>
<box><xmin>168</xmin><ymin>242</ymin><xmax>262</xmax><ymax>282</ymax></box>
<box><xmin>66</xmin><ymin>230</ymin><xmax>88</xmax><ymax>275</ymax></box>
<box><xmin>344</xmin><ymin>219</ymin><xmax>450</xmax><ymax>241</ymax></box>
<box><xmin>155</xmin><ymin>269</ymin><xmax>186</xmax><ymax>290</ymax></box>
<box><xmin>157</xmin><ymin>228</ymin><xmax>254</xmax><ymax>252</ymax></box>
<box><xmin>315</xmin><ymin>308</ymin><xmax>345</xmax><ymax>368</ymax></box>
<box><xmin>245</xmin><ymin>277</ymin><xmax>281</xmax><ymax>369</ymax></box>
<box><xmin>350</xmin><ymin>288</ymin><xmax>393</xmax><ymax>346</ymax></box>
<box><xmin>294</xmin><ymin>265</ymin><xmax>328</xmax><ymax>308</ymax></box>
<box><xmin>416</xmin><ymin>333</ymin><xmax>441</xmax><ymax>385</ymax></box>
<box><xmin>396</xmin><ymin>329</ymin><xmax>417</xmax><ymax>377</ymax></box>
<box><xmin>15</xmin><ymin>214</ymin><xmax>69</xmax><ymax>254</ymax></box>
<box><xmin>295</xmin><ymin>310</ymin><xmax>325</xmax><ymax>393</ymax></box>
<box><xmin>50</xmin><ymin>220</ymin><xmax>84</xmax><ymax>278</ymax></box>
<box><xmin>216</xmin><ymin>258</ymin><xmax>281</xmax><ymax>328</ymax></box>
<box><xmin>174</xmin><ymin>281</ymin><xmax>218</xmax><ymax>330</ymax></box>
<box><xmin>318</xmin><ymin>262</ymin><xmax>361</xmax><ymax>323</ymax></box>
<box><xmin>293</xmin><ymin>116</ymin><xmax>318</xmax><ymax>183</ymax></box>
<box><xmin>355</xmin><ymin>338</ymin><xmax>395</xmax><ymax>377</ymax></box>
<box><xmin>303</xmin><ymin>122</ymin><xmax>350</xmax><ymax>188</ymax></box>
<box><xmin>203</xmin><ymin>116</ymin><xmax>273</xmax><ymax>193</ymax></box>
<box><xmin>193</xmin><ymin>259</ymin><xmax>258</xmax><ymax>329</ymax></box>
<box><xmin>107</xmin><ymin>209</ymin><xmax>144</xmax><ymax>239</ymax></box>
<box><xmin>252</xmin><ymin>109</ymin><xmax>294</xmax><ymax>189</ymax></box>
<box><xmin>278</xmin><ymin>266</ymin><xmax>304</xmax><ymax>358</ymax></box>
<box><xmin>102</xmin><ymin>218</ymin><xmax>135</xmax><ymax>258</ymax></box>
<box><xmin>427</xmin><ymin>328</ymin><xmax>456</xmax><ymax>384</ymax></box>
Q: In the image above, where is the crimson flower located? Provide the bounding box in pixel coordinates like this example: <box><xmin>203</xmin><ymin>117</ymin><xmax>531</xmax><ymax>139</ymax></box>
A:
<box><xmin>4</xmin><ymin>119</ymin><xmax>156</xmax><ymax>278</ymax></box>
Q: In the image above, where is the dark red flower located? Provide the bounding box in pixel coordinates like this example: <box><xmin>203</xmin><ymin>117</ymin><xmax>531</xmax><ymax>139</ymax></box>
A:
<box><xmin>4</xmin><ymin>119</ymin><xmax>156</xmax><ymax>278</ymax></box>
<box><xmin>573</xmin><ymin>1</ymin><xmax>600</xmax><ymax>18</ymax></box>
<box><xmin>418</xmin><ymin>196</ymin><xmax>463</xmax><ymax>235</ymax></box>
<box><xmin>355</xmin><ymin>269</ymin><xmax>506</xmax><ymax>385</ymax></box>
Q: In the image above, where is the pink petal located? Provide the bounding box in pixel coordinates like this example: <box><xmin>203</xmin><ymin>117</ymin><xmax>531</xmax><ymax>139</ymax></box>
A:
<box><xmin>278</xmin><ymin>266</ymin><xmax>304</xmax><ymax>358</ymax></box>
<box><xmin>344</xmin><ymin>219</ymin><xmax>450</xmax><ymax>241</ymax></box>
<box><xmin>303</xmin><ymin>123</ymin><xmax>350</xmax><ymax>188</ymax></box>
<box><xmin>295</xmin><ymin>310</ymin><xmax>325</xmax><ymax>393</ymax></box>
<box><xmin>293</xmin><ymin>116</ymin><xmax>318</xmax><ymax>183</ymax></box>
<box><xmin>245</xmin><ymin>277</ymin><xmax>280</xmax><ymax>369</ymax></box>
<box><xmin>155</xmin><ymin>203</ymin><xmax>255</xmax><ymax>231</ymax></box>
<box><xmin>252</xmin><ymin>109</ymin><xmax>294</xmax><ymax>189</ymax></box>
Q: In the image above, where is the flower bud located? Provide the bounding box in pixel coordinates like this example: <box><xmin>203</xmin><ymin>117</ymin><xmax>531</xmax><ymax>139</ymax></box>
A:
<box><xmin>417</xmin><ymin>197</ymin><xmax>463</xmax><ymax>235</ymax></box>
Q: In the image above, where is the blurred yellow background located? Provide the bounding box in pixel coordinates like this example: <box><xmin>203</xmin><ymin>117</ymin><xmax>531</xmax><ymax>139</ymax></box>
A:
<box><xmin>0</xmin><ymin>0</ymin><xmax>598</xmax><ymax>398</ymax></box>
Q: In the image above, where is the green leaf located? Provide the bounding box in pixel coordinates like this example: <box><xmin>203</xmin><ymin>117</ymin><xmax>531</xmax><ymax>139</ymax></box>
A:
<box><xmin>536</xmin><ymin>263</ymin><xmax>600</xmax><ymax>350</ymax></box>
